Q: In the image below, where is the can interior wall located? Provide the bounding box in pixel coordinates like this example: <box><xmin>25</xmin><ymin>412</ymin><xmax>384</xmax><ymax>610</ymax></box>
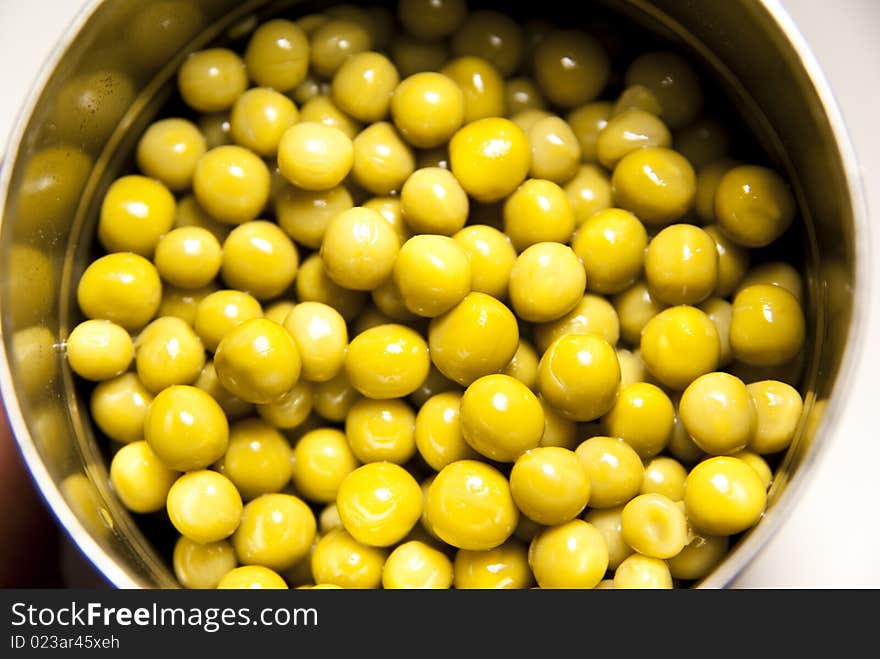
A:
<box><xmin>0</xmin><ymin>0</ymin><xmax>861</xmax><ymax>588</ymax></box>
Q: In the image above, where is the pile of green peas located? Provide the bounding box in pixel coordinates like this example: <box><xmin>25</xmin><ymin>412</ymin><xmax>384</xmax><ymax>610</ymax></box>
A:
<box><xmin>68</xmin><ymin>0</ymin><xmax>807</xmax><ymax>589</ymax></box>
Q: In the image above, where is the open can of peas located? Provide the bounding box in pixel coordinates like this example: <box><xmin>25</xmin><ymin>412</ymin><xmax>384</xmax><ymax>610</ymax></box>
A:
<box><xmin>0</xmin><ymin>0</ymin><xmax>868</xmax><ymax>589</ymax></box>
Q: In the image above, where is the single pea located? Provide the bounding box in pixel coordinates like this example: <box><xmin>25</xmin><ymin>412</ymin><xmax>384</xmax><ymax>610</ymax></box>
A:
<box><xmin>575</xmin><ymin>436</ymin><xmax>645</xmax><ymax>508</ymax></box>
<box><xmin>154</xmin><ymin>227</ymin><xmax>222</xmax><ymax>290</ymax></box>
<box><xmin>173</xmin><ymin>537</ymin><xmax>237</xmax><ymax>589</ymax></box>
<box><xmin>144</xmin><ymin>384</ymin><xmax>228</xmax><ymax>471</ymax></box>
<box><xmin>527</xmin><ymin>116</ymin><xmax>581</xmax><ymax>184</ymax></box>
<box><xmin>571</xmin><ymin>208</ymin><xmax>647</xmax><ymax>295</ymax></box>
<box><xmin>511</xmin><ymin>109</ymin><xmax>553</xmax><ymax>134</ymax></box>
<box><xmin>449</xmin><ymin>117</ymin><xmax>530</xmax><ymax>203</ymax></box>
<box><xmin>667</xmin><ymin>533</ymin><xmax>729</xmax><ymax>581</ymax></box>
<box><xmin>506</xmin><ymin>77</ymin><xmax>546</xmax><ymax>115</ymax></box>
<box><xmin>737</xmin><ymin>261</ymin><xmax>804</xmax><ymax>305</ymax></box>
<box><xmin>625</xmin><ymin>51</ymin><xmax>703</xmax><ymax>129</ymax></box>
<box><xmin>78</xmin><ymin>252</ymin><xmax>161</xmax><ymax>332</ymax></box>
<box><xmin>747</xmin><ymin>380</ymin><xmax>803</xmax><ymax>454</ymax></box>
<box><xmin>217</xmin><ymin>566</ymin><xmax>288</xmax><ymax>589</ymax></box>
<box><xmin>283</xmin><ymin>302</ymin><xmax>348</xmax><ymax>383</ymax></box>
<box><xmin>371</xmin><ymin>276</ymin><xmax>421</xmax><ymax>323</ymax></box>
<box><xmin>425</xmin><ymin>460</ymin><xmax>518</xmax><ymax>551</ymax></box>
<box><xmin>503</xmin><ymin>179</ymin><xmax>575</xmax><ymax>251</ymax></box>
<box><xmin>313</xmin><ymin>370</ymin><xmax>363</xmax><ymax>422</ymax></box>
<box><xmin>382</xmin><ymin>541</ymin><xmax>453</xmax><ymax>589</ymax></box>
<box><xmin>136</xmin><ymin>118</ymin><xmax>207</xmax><ymax>192</ymax></box>
<box><xmin>529</xmin><ymin>520</ymin><xmax>608</xmax><ymax>589</ymax></box>
<box><xmin>291</xmin><ymin>74</ymin><xmax>325</xmax><ymax>105</ymax></box>
<box><xmin>292</xmin><ymin>428</ymin><xmax>359</xmax><ymax>503</ymax></box>
<box><xmin>178</xmin><ymin>48</ymin><xmax>247</xmax><ymax>112</ymax></box>
<box><xmin>263</xmin><ymin>300</ymin><xmax>296</xmax><ymax>326</ymax></box>
<box><xmin>414</xmin><ymin>391</ymin><xmax>477</xmax><ymax>471</ymax></box>
<box><xmin>393</xmin><ymin>235</ymin><xmax>472</xmax><ymax>317</ymax></box>
<box><xmin>344</xmin><ymin>324</ymin><xmax>430</xmax><ymax>399</ymax></box>
<box><xmin>715</xmin><ymin>165</ymin><xmax>795</xmax><ymax>247</ymax></box>
<box><xmin>398</xmin><ymin>0</ymin><xmax>465</xmax><ymax>39</ymax></box>
<box><xmin>166</xmin><ymin>470</ymin><xmax>242</xmax><ymax>544</ymax></box>
<box><xmin>584</xmin><ymin>506</ymin><xmax>633</xmax><ymax>571</ymax></box>
<box><xmin>565</xmin><ymin>164</ymin><xmax>613</xmax><ymax>225</ymax></box>
<box><xmin>217</xmin><ymin>418</ymin><xmax>293</xmax><ymax>500</ymax></box>
<box><xmin>668</xmin><ymin>405</ymin><xmax>707</xmax><ymax>465</ymax></box>
<box><xmin>296</xmin><ymin>254</ymin><xmax>368</xmax><ymax>322</ymax></box>
<box><xmin>135</xmin><ymin>316</ymin><xmax>206</xmax><ymax>393</ymax></box>
<box><xmin>510</xmin><ymin>447</ymin><xmax>591</xmax><ymax>526</ymax></box>
<box><xmin>699</xmin><ymin>297</ymin><xmax>734</xmax><ymax>367</ymax></box>
<box><xmin>674</xmin><ymin>117</ymin><xmax>730</xmax><ymax>171</ymax></box>
<box><xmin>603</xmin><ymin>382</ymin><xmax>675</xmax><ymax>459</ymax></box>
<box><xmin>174</xmin><ymin>194</ymin><xmax>230</xmax><ymax>243</ymax></box>
<box><xmin>428</xmin><ymin>292</ymin><xmax>519</xmax><ymax>386</ymax></box>
<box><xmin>645</xmin><ymin>224</ymin><xmax>718</xmax><ymax>306</ymax></box>
<box><xmin>193</xmin><ymin>145</ymin><xmax>271</xmax><ymax>225</ymax></box>
<box><xmin>509</xmin><ymin>242</ymin><xmax>586</xmax><ymax>323</ymax></box>
<box><xmin>611</xmin><ymin>84</ymin><xmax>663</xmax><ymax>117</ymax></box>
<box><xmin>567</xmin><ymin>101</ymin><xmax>613</xmax><ymax>164</ymax></box>
<box><xmin>460</xmin><ymin>374</ymin><xmax>544</xmax><ymax>462</ymax></box>
<box><xmin>538</xmin><ymin>397</ymin><xmax>580</xmax><ymax>450</ymax></box>
<box><xmin>452</xmin><ymin>225</ymin><xmax>517</xmax><ymax>300</ymax></box>
<box><xmin>391</xmin><ymin>35</ymin><xmax>451</xmax><ymax>78</ymax></box>
<box><xmin>311</xmin><ymin>528</ymin><xmax>387</xmax><ymax>589</ymax></box>
<box><xmin>451</xmin><ymin>9</ymin><xmax>523</xmax><ymax>76</ymax></box>
<box><xmin>233</xmin><ymin>493</ymin><xmax>316</xmax><ymax>571</ymax></box>
<box><xmin>680</xmin><ymin>371</ymin><xmax>755</xmax><ymax>455</ymax></box>
<box><xmin>731</xmin><ymin>449</ymin><xmax>773</xmax><ymax>490</ymax></box>
<box><xmin>642</xmin><ymin>456</ymin><xmax>688</xmax><ymax>501</ymax></box>
<box><xmin>351</xmin><ymin>121</ymin><xmax>415</xmax><ymax>195</ymax></box>
<box><xmin>299</xmin><ymin>95</ymin><xmax>361</xmax><ymax>138</ymax></box>
<box><xmin>193</xmin><ymin>289</ymin><xmax>263</xmax><ymax>353</ymax></box>
<box><xmin>539</xmin><ymin>334</ymin><xmax>620</xmax><ymax>422</ymax></box>
<box><xmin>640</xmin><ymin>305</ymin><xmax>720</xmax><ymax>390</ymax></box>
<box><xmin>320</xmin><ymin>206</ymin><xmax>400</xmax><ymax>291</ymax></box>
<box><xmin>109</xmin><ymin>441</ymin><xmax>179</xmax><ymax>514</ymax></box>
<box><xmin>596</xmin><ymin>109</ymin><xmax>671</xmax><ymax>169</ymax></box>
<box><xmin>534</xmin><ymin>293</ymin><xmax>620</xmax><ymax>354</ymax></box>
<box><xmin>613</xmin><ymin>280</ymin><xmax>666</xmax><ymax>346</ymax></box>
<box><xmin>345</xmin><ymin>397</ymin><xmax>416</xmax><ymax>464</ymax></box>
<box><xmin>684</xmin><ymin>456</ymin><xmax>767</xmax><ymax>535</ymax></box>
<box><xmin>454</xmin><ymin>539</ymin><xmax>533</xmax><ymax>589</ymax></box>
<box><xmin>214</xmin><ymin>318</ymin><xmax>301</xmax><ymax>404</ymax></box>
<box><xmin>621</xmin><ymin>493</ymin><xmax>688</xmax><ymax>559</ymax></box>
<box><xmin>244</xmin><ymin>18</ymin><xmax>310</xmax><ymax>91</ymax></box>
<box><xmin>400</xmin><ymin>167</ymin><xmax>469</xmax><ymax>235</ymax></box>
<box><xmin>90</xmin><ymin>373</ymin><xmax>154</xmax><ymax>444</ymax></box>
<box><xmin>616</xmin><ymin>348</ymin><xmax>646</xmax><ymax>388</ymax></box>
<box><xmin>16</xmin><ymin>144</ymin><xmax>91</xmax><ymax>238</ymax></box>
<box><xmin>613</xmin><ymin>147</ymin><xmax>696</xmax><ymax>227</ymax></box>
<box><xmin>337</xmin><ymin>462</ymin><xmax>422</xmax><ymax>547</ymax></box>
<box><xmin>730</xmin><ymin>284</ymin><xmax>805</xmax><ymax>366</ymax></box>
<box><xmin>704</xmin><ymin>224</ymin><xmax>750</xmax><ymax>298</ymax></box>
<box><xmin>309</xmin><ymin>19</ymin><xmax>372</xmax><ymax>78</ymax></box>
<box><xmin>277</xmin><ymin>122</ymin><xmax>354</xmax><ymax>191</ymax></box>
<box><xmin>332</xmin><ymin>51</ymin><xmax>399</xmax><ymax>122</ymax></box>
<box><xmin>198</xmin><ymin>112</ymin><xmax>232</xmax><ymax>149</ymax></box>
<box><xmin>440</xmin><ymin>56</ymin><xmax>505</xmax><ymax>124</ymax></box>
<box><xmin>502</xmin><ymin>339</ymin><xmax>540</xmax><ymax>391</ymax></box>
<box><xmin>67</xmin><ymin>319</ymin><xmax>133</xmax><ymax>382</ymax></box>
<box><xmin>229</xmin><ymin>87</ymin><xmax>299</xmax><ymax>157</ymax></box>
<box><xmin>533</xmin><ymin>29</ymin><xmax>610</xmax><ymax>108</ymax></box>
<box><xmin>613</xmin><ymin>554</ymin><xmax>673</xmax><ymax>589</ymax></box>
<box><xmin>408</xmin><ymin>364</ymin><xmax>458</xmax><ymax>408</ymax></box>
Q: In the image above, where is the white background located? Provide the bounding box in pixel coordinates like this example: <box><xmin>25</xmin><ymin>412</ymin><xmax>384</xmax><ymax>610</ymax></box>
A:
<box><xmin>0</xmin><ymin>0</ymin><xmax>878</xmax><ymax>587</ymax></box>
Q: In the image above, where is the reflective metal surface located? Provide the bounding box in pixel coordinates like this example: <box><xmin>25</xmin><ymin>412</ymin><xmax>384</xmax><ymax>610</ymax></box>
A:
<box><xmin>0</xmin><ymin>0</ymin><xmax>868</xmax><ymax>588</ymax></box>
